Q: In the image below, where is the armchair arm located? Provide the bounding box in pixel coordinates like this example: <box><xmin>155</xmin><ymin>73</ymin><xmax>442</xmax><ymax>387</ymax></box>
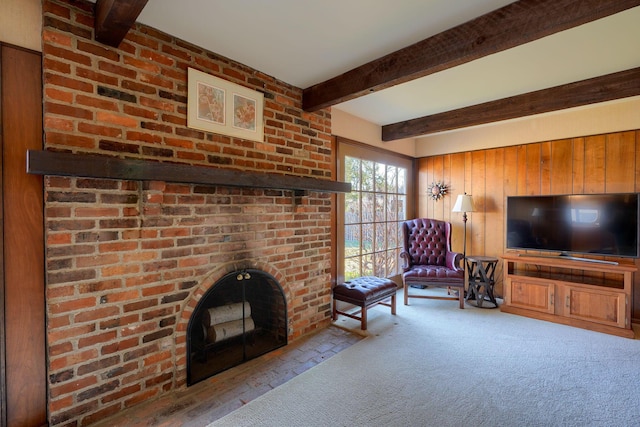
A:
<box><xmin>399</xmin><ymin>251</ymin><xmax>411</xmax><ymax>271</ymax></box>
<box><xmin>446</xmin><ymin>251</ymin><xmax>464</xmax><ymax>271</ymax></box>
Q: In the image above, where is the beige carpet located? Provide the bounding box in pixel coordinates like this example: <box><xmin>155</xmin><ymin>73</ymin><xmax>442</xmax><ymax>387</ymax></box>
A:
<box><xmin>209</xmin><ymin>288</ymin><xmax>640</xmax><ymax>427</ymax></box>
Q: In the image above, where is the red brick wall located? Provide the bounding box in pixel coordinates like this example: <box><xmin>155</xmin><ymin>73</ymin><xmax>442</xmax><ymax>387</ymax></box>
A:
<box><xmin>42</xmin><ymin>0</ymin><xmax>334</xmax><ymax>425</ymax></box>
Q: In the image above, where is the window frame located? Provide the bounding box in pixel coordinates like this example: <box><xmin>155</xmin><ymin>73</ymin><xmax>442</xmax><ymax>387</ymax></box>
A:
<box><xmin>335</xmin><ymin>137</ymin><xmax>415</xmax><ymax>284</ymax></box>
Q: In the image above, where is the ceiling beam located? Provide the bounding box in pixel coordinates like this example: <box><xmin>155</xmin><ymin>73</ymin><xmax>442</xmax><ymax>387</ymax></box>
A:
<box><xmin>382</xmin><ymin>67</ymin><xmax>640</xmax><ymax>141</ymax></box>
<box><xmin>94</xmin><ymin>0</ymin><xmax>149</xmax><ymax>47</ymax></box>
<box><xmin>302</xmin><ymin>0</ymin><xmax>640</xmax><ymax>112</ymax></box>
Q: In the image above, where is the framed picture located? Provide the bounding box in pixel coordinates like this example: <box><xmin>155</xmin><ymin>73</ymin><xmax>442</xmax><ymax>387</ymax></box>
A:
<box><xmin>187</xmin><ymin>67</ymin><xmax>264</xmax><ymax>142</ymax></box>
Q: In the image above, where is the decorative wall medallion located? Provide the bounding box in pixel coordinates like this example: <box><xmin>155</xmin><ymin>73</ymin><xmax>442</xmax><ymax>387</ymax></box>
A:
<box><xmin>428</xmin><ymin>181</ymin><xmax>448</xmax><ymax>201</ymax></box>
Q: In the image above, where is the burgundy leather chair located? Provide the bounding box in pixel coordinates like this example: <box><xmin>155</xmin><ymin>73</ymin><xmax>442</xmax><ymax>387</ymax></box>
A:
<box><xmin>400</xmin><ymin>218</ymin><xmax>465</xmax><ymax>309</ymax></box>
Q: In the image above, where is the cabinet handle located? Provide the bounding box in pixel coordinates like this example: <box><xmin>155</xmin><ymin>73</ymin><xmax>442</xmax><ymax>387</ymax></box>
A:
<box><xmin>566</xmin><ymin>295</ymin><xmax>570</xmax><ymax>308</ymax></box>
<box><xmin>550</xmin><ymin>293</ymin><xmax>554</xmax><ymax>305</ymax></box>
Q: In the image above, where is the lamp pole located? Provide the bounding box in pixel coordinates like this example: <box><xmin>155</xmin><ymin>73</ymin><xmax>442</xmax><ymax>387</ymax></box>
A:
<box><xmin>452</xmin><ymin>192</ymin><xmax>474</xmax><ymax>262</ymax></box>
<box><xmin>462</xmin><ymin>210</ymin><xmax>468</xmax><ymax>261</ymax></box>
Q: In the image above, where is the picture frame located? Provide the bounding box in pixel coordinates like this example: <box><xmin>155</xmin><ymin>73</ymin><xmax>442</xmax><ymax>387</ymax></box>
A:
<box><xmin>187</xmin><ymin>67</ymin><xmax>264</xmax><ymax>142</ymax></box>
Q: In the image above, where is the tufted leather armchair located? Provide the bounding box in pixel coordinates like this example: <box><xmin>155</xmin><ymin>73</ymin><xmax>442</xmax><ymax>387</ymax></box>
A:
<box><xmin>400</xmin><ymin>218</ymin><xmax>465</xmax><ymax>308</ymax></box>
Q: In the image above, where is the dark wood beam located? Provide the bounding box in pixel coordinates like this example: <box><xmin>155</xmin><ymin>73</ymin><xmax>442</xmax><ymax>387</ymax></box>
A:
<box><xmin>26</xmin><ymin>151</ymin><xmax>351</xmax><ymax>194</ymax></box>
<box><xmin>94</xmin><ymin>0</ymin><xmax>149</xmax><ymax>47</ymax></box>
<box><xmin>382</xmin><ymin>67</ymin><xmax>640</xmax><ymax>141</ymax></box>
<box><xmin>303</xmin><ymin>0</ymin><xmax>640</xmax><ymax>112</ymax></box>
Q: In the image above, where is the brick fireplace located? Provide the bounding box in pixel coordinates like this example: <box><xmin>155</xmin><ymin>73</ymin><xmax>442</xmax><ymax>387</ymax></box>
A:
<box><xmin>42</xmin><ymin>1</ymin><xmax>338</xmax><ymax>425</ymax></box>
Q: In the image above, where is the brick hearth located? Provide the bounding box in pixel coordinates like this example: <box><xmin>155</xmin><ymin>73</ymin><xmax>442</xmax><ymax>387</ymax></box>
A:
<box><xmin>42</xmin><ymin>1</ymin><xmax>336</xmax><ymax>425</ymax></box>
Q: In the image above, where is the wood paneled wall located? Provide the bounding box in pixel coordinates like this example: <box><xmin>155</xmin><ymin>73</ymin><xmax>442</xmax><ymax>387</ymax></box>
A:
<box><xmin>1</xmin><ymin>44</ymin><xmax>46</xmax><ymax>427</ymax></box>
<box><xmin>417</xmin><ymin>129</ymin><xmax>640</xmax><ymax>322</ymax></box>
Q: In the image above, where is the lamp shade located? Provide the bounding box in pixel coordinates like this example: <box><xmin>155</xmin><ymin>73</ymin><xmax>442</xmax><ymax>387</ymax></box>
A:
<box><xmin>452</xmin><ymin>194</ymin><xmax>474</xmax><ymax>213</ymax></box>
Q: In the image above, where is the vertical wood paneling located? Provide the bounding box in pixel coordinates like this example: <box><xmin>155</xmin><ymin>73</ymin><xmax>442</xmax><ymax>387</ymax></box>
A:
<box><xmin>2</xmin><ymin>45</ymin><xmax>46</xmax><ymax>427</ymax></box>
<box><xmin>442</xmin><ymin>154</ymin><xmax>452</xmax><ymax>223</ymax></box>
<box><xmin>540</xmin><ymin>141</ymin><xmax>552</xmax><ymax>195</ymax></box>
<box><xmin>503</xmin><ymin>146</ymin><xmax>519</xmax><ymax>197</ymax></box>
<box><xmin>550</xmin><ymin>139</ymin><xmax>573</xmax><ymax>194</ymax></box>
<box><xmin>485</xmin><ymin>148</ymin><xmax>505</xmax><ymax>295</ymax></box>
<box><xmin>516</xmin><ymin>145</ymin><xmax>527</xmax><ymax>195</ymax></box>
<box><xmin>464</xmin><ymin>152</ymin><xmax>472</xmax><ymax>193</ymax></box>
<box><xmin>417</xmin><ymin>128</ymin><xmax>640</xmax><ymax>322</ymax></box>
<box><xmin>417</xmin><ymin>157</ymin><xmax>430</xmax><ymax>216</ymax></box>
<box><xmin>432</xmin><ymin>156</ymin><xmax>445</xmax><ymax>220</ymax></box>
<box><xmin>584</xmin><ymin>135</ymin><xmax>606</xmax><ymax>193</ymax></box>
<box><xmin>462</xmin><ymin>152</ymin><xmax>473</xmax><ymax>255</ymax></box>
<box><xmin>449</xmin><ymin>153</ymin><xmax>466</xmax><ymax>254</ymax></box>
<box><xmin>485</xmin><ymin>148</ymin><xmax>505</xmax><ymax>255</ymax></box>
<box><xmin>605</xmin><ymin>131</ymin><xmax>635</xmax><ymax>193</ymax></box>
<box><xmin>427</xmin><ymin>156</ymin><xmax>436</xmax><ymax>218</ymax></box>
<box><xmin>470</xmin><ymin>151</ymin><xmax>486</xmax><ymax>257</ymax></box>
<box><xmin>526</xmin><ymin>144</ymin><xmax>541</xmax><ymax>194</ymax></box>
<box><xmin>572</xmin><ymin>137</ymin><xmax>585</xmax><ymax>194</ymax></box>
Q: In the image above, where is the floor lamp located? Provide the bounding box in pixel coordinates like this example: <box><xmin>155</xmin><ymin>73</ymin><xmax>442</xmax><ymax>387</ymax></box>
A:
<box><xmin>452</xmin><ymin>193</ymin><xmax>474</xmax><ymax>261</ymax></box>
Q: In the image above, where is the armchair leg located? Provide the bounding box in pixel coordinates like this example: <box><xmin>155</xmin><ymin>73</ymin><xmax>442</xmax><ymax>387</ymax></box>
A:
<box><xmin>459</xmin><ymin>288</ymin><xmax>464</xmax><ymax>309</ymax></box>
<box><xmin>404</xmin><ymin>283</ymin><xmax>409</xmax><ymax>305</ymax></box>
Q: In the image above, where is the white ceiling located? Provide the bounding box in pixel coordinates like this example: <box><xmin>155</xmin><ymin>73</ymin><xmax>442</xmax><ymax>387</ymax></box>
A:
<box><xmin>133</xmin><ymin>1</ymin><xmax>640</xmax><ymax>138</ymax></box>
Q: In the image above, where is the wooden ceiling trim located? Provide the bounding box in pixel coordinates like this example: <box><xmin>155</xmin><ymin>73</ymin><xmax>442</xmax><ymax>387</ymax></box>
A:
<box><xmin>94</xmin><ymin>0</ymin><xmax>149</xmax><ymax>47</ymax></box>
<box><xmin>382</xmin><ymin>67</ymin><xmax>640</xmax><ymax>141</ymax></box>
<box><xmin>302</xmin><ymin>0</ymin><xmax>640</xmax><ymax>112</ymax></box>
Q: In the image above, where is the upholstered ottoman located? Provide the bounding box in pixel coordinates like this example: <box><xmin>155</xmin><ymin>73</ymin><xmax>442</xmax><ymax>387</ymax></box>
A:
<box><xmin>332</xmin><ymin>276</ymin><xmax>397</xmax><ymax>330</ymax></box>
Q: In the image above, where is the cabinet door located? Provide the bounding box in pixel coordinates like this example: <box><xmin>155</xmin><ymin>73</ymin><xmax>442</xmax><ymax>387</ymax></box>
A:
<box><xmin>563</xmin><ymin>286</ymin><xmax>626</xmax><ymax>328</ymax></box>
<box><xmin>507</xmin><ymin>279</ymin><xmax>555</xmax><ymax>314</ymax></box>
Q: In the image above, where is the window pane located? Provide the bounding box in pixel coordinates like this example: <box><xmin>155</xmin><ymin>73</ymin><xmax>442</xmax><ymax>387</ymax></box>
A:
<box><xmin>386</xmin><ymin>249</ymin><xmax>398</xmax><ymax>275</ymax></box>
<box><xmin>387</xmin><ymin>166</ymin><xmax>397</xmax><ymax>193</ymax></box>
<box><xmin>374</xmin><ymin>252</ymin><xmax>386</xmax><ymax>277</ymax></box>
<box><xmin>397</xmin><ymin>195</ymin><xmax>406</xmax><ymax>220</ymax></box>
<box><xmin>387</xmin><ymin>194</ymin><xmax>398</xmax><ymax>221</ymax></box>
<box><xmin>345</xmin><ymin>224</ymin><xmax>360</xmax><ymax>256</ymax></box>
<box><xmin>362</xmin><ymin>223</ymin><xmax>374</xmax><ymax>253</ymax></box>
<box><xmin>362</xmin><ymin>253</ymin><xmax>373</xmax><ymax>276</ymax></box>
<box><xmin>374</xmin><ymin>193</ymin><xmax>385</xmax><ymax>222</ymax></box>
<box><xmin>398</xmin><ymin>168</ymin><xmax>406</xmax><ymax>194</ymax></box>
<box><xmin>345</xmin><ymin>256</ymin><xmax>360</xmax><ymax>281</ymax></box>
<box><xmin>375</xmin><ymin>163</ymin><xmax>386</xmax><ymax>192</ymax></box>
<box><xmin>374</xmin><ymin>223</ymin><xmax>386</xmax><ymax>252</ymax></box>
<box><xmin>345</xmin><ymin>193</ymin><xmax>360</xmax><ymax>224</ymax></box>
<box><xmin>361</xmin><ymin>160</ymin><xmax>374</xmax><ymax>191</ymax></box>
<box><xmin>345</xmin><ymin>156</ymin><xmax>360</xmax><ymax>191</ymax></box>
<box><xmin>362</xmin><ymin>193</ymin><xmax>374</xmax><ymax>222</ymax></box>
<box><xmin>387</xmin><ymin>222</ymin><xmax>398</xmax><ymax>249</ymax></box>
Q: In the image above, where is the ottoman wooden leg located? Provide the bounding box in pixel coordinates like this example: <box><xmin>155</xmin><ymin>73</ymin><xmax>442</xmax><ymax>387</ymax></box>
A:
<box><xmin>391</xmin><ymin>294</ymin><xmax>396</xmax><ymax>315</ymax></box>
<box><xmin>361</xmin><ymin>305</ymin><xmax>367</xmax><ymax>330</ymax></box>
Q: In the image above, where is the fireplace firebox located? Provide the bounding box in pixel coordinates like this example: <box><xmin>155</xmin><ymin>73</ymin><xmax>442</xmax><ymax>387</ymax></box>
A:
<box><xmin>187</xmin><ymin>269</ymin><xmax>287</xmax><ymax>385</ymax></box>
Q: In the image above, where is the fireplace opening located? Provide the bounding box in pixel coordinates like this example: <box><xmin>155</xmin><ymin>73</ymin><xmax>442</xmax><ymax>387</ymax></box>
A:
<box><xmin>187</xmin><ymin>269</ymin><xmax>288</xmax><ymax>385</ymax></box>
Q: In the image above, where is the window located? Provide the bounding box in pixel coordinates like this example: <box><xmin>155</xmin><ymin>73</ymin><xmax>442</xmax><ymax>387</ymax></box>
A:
<box><xmin>337</xmin><ymin>139</ymin><xmax>413</xmax><ymax>282</ymax></box>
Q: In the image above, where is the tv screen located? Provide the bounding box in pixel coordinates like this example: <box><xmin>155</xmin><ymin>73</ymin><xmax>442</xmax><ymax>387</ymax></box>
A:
<box><xmin>506</xmin><ymin>193</ymin><xmax>639</xmax><ymax>258</ymax></box>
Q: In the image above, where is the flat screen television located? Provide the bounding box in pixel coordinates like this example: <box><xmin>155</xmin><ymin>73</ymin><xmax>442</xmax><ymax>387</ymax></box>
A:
<box><xmin>506</xmin><ymin>193</ymin><xmax>639</xmax><ymax>259</ymax></box>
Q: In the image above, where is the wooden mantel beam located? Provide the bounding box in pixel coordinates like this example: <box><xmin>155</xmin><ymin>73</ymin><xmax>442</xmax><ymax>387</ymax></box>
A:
<box><xmin>382</xmin><ymin>67</ymin><xmax>640</xmax><ymax>141</ymax></box>
<box><xmin>302</xmin><ymin>0</ymin><xmax>640</xmax><ymax>112</ymax></box>
<box><xmin>94</xmin><ymin>0</ymin><xmax>149</xmax><ymax>47</ymax></box>
<box><xmin>26</xmin><ymin>151</ymin><xmax>351</xmax><ymax>194</ymax></box>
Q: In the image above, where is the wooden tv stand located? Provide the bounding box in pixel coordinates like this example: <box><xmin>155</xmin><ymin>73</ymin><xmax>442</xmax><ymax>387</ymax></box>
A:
<box><xmin>501</xmin><ymin>253</ymin><xmax>637</xmax><ymax>338</ymax></box>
